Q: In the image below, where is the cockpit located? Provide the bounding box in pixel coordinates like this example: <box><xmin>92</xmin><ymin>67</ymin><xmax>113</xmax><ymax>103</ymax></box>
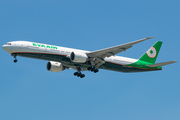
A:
<box><xmin>2</xmin><ymin>42</ymin><xmax>13</xmax><ymax>53</ymax></box>
<box><xmin>6</xmin><ymin>43</ymin><xmax>11</xmax><ymax>45</ymax></box>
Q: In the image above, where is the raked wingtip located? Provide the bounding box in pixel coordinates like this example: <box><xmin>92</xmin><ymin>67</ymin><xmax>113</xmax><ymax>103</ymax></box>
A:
<box><xmin>172</xmin><ymin>60</ymin><xmax>178</xmax><ymax>63</ymax></box>
<box><xmin>146</xmin><ymin>37</ymin><xmax>155</xmax><ymax>39</ymax></box>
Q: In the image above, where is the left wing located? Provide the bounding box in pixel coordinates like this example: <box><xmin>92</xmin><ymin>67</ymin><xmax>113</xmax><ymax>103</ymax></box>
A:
<box><xmin>87</xmin><ymin>37</ymin><xmax>154</xmax><ymax>58</ymax></box>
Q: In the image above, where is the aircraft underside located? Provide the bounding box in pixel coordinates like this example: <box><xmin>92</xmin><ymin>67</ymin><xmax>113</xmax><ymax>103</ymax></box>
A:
<box><xmin>14</xmin><ymin>53</ymin><xmax>160</xmax><ymax>73</ymax></box>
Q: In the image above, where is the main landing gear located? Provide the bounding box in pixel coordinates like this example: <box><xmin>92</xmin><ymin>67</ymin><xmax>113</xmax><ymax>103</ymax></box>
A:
<box><xmin>72</xmin><ymin>65</ymin><xmax>100</xmax><ymax>79</ymax></box>
<box><xmin>73</xmin><ymin>67</ymin><xmax>98</xmax><ymax>78</ymax></box>
<box><xmin>87</xmin><ymin>67</ymin><xmax>99</xmax><ymax>73</ymax></box>
<box><xmin>74</xmin><ymin>72</ymin><xmax>85</xmax><ymax>78</ymax></box>
<box><xmin>12</xmin><ymin>54</ymin><xmax>18</xmax><ymax>63</ymax></box>
<box><xmin>73</xmin><ymin>67</ymin><xmax>99</xmax><ymax>78</ymax></box>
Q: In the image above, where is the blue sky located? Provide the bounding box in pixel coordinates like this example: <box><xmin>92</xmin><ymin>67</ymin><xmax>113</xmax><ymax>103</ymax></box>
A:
<box><xmin>0</xmin><ymin>0</ymin><xmax>179</xmax><ymax>120</ymax></box>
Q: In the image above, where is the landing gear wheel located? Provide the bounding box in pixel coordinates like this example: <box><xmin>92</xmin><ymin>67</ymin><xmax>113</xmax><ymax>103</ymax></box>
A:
<box><xmin>88</xmin><ymin>67</ymin><xmax>99</xmax><ymax>73</ymax></box>
<box><xmin>80</xmin><ymin>74</ymin><xmax>85</xmax><ymax>78</ymax></box>
<box><xmin>74</xmin><ymin>72</ymin><xmax>85</xmax><ymax>78</ymax></box>
<box><xmin>74</xmin><ymin>72</ymin><xmax>78</xmax><ymax>76</ymax></box>
<box><xmin>12</xmin><ymin>54</ymin><xmax>18</xmax><ymax>63</ymax></box>
<box><xmin>14</xmin><ymin>59</ymin><xmax>18</xmax><ymax>63</ymax></box>
<box><xmin>91</xmin><ymin>68</ymin><xmax>95</xmax><ymax>72</ymax></box>
<box><xmin>94</xmin><ymin>69</ymin><xmax>99</xmax><ymax>73</ymax></box>
<box><xmin>88</xmin><ymin>67</ymin><xmax>92</xmax><ymax>71</ymax></box>
<box><xmin>77</xmin><ymin>73</ymin><xmax>81</xmax><ymax>77</ymax></box>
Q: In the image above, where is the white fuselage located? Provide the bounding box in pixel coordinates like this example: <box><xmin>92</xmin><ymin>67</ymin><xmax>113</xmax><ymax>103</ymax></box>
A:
<box><xmin>2</xmin><ymin>41</ymin><xmax>138</xmax><ymax>66</ymax></box>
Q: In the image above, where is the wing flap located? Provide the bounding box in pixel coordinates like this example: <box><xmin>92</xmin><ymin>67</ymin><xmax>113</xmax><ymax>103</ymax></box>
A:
<box><xmin>147</xmin><ymin>61</ymin><xmax>177</xmax><ymax>67</ymax></box>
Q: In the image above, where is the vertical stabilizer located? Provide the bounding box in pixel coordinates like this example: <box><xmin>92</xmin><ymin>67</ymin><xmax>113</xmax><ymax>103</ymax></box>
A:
<box><xmin>139</xmin><ymin>41</ymin><xmax>162</xmax><ymax>64</ymax></box>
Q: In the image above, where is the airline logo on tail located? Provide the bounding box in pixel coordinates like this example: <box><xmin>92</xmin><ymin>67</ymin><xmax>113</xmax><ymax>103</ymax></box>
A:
<box><xmin>146</xmin><ymin>47</ymin><xmax>157</xmax><ymax>58</ymax></box>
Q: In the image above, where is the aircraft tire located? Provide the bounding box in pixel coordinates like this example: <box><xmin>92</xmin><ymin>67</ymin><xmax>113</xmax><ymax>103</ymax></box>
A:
<box><xmin>14</xmin><ymin>59</ymin><xmax>18</xmax><ymax>63</ymax></box>
<box><xmin>74</xmin><ymin>72</ymin><xmax>78</xmax><ymax>76</ymax></box>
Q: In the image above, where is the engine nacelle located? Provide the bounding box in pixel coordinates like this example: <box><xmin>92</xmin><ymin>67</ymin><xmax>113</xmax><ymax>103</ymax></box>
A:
<box><xmin>70</xmin><ymin>52</ymin><xmax>88</xmax><ymax>63</ymax></box>
<box><xmin>47</xmin><ymin>61</ymin><xmax>64</xmax><ymax>72</ymax></box>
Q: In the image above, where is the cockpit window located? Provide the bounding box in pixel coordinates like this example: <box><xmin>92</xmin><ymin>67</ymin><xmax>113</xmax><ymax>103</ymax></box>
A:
<box><xmin>6</xmin><ymin>43</ymin><xmax>11</xmax><ymax>45</ymax></box>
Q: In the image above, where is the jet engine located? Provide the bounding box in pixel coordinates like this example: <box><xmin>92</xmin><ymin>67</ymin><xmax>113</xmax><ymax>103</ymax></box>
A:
<box><xmin>47</xmin><ymin>61</ymin><xmax>64</xmax><ymax>72</ymax></box>
<box><xmin>70</xmin><ymin>52</ymin><xmax>88</xmax><ymax>63</ymax></box>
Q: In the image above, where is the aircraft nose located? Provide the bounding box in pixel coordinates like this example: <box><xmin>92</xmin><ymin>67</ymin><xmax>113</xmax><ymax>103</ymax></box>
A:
<box><xmin>2</xmin><ymin>45</ymin><xmax>6</xmax><ymax>50</ymax></box>
<box><xmin>2</xmin><ymin>44</ymin><xmax>11</xmax><ymax>53</ymax></box>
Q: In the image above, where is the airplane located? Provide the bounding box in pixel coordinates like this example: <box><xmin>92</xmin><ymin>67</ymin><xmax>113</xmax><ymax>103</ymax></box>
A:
<box><xmin>2</xmin><ymin>37</ymin><xmax>177</xmax><ymax>78</ymax></box>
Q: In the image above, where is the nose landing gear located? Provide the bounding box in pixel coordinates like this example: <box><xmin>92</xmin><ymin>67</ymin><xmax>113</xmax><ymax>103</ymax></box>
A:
<box><xmin>12</xmin><ymin>54</ymin><xmax>18</xmax><ymax>63</ymax></box>
<box><xmin>14</xmin><ymin>59</ymin><xmax>18</xmax><ymax>63</ymax></box>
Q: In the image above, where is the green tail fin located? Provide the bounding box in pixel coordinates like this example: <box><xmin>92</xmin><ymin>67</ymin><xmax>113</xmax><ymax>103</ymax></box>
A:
<box><xmin>139</xmin><ymin>41</ymin><xmax>163</xmax><ymax>64</ymax></box>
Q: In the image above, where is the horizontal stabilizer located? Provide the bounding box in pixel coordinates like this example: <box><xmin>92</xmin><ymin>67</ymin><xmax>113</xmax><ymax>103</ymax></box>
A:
<box><xmin>147</xmin><ymin>61</ymin><xmax>177</xmax><ymax>67</ymax></box>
